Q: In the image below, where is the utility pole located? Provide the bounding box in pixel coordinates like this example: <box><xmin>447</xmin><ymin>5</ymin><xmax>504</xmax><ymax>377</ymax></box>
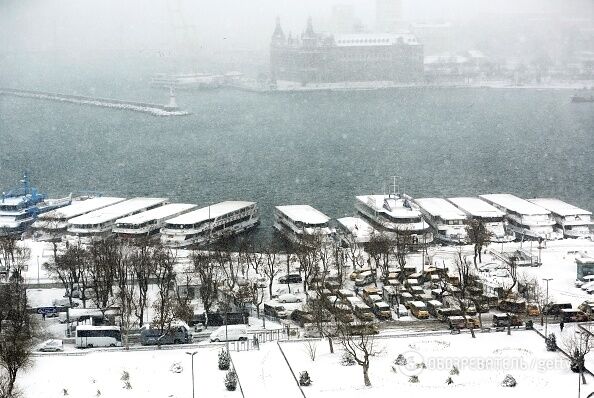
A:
<box><xmin>542</xmin><ymin>278</ymin><xmax>553</xmax><ymax>336</ymax></box>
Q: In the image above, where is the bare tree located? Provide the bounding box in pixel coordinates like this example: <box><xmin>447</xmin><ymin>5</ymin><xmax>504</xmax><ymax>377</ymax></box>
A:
<box><xmin>249</xmin><ymin>282</ymin><xmax>265</xmax><ymax>319</ymax></box>
<box><xmin>114</xmin><ymin>245</ymin><xmax>135</xmax><ymax>349</ymax></box>
<box><xmin>87</xmin><ymin>237</ymin><xmax>120</xmax><ymax>317</ymax></box>
<box><xmin>563</xmin><ymin>331</ymin><xmax>593</xmax><ymax>385</ymax></box>
<box><xmin>173</xmin><ymin>272</ymin><xmax>195</xmax><ymax>326</ymax></box>
<box><xmin>466</xmin><ymin>219</ymin><xmax>492</xmax><ymax>267</ymax></box>
<box><xmin>46</xmin><ymin>242</ymin><xmax>89</xmax><ymax>309</ymax></box>
<box><xmin>130</xmin><ymin>237</ymin><xmax>156</xmax><ymax>327</ymax></box>
<box><xmin>0</xmin><ymin>277</ymin><xmax>37</xmax><ymax>397</ymax></box>
<box><xmin>343</xmin><ymin>233</ymin><xmax>365</xmax><ymax>271</ymax></box>
<box><xmin>152</xmin><ymin>246</ymin><xmax>178</xmax><ymax>335</ymax></box>
<box><xmin>245</xmin><ymin>243</ymin><xmax>265</xmax><ymax>277</ymax></box>
<box><xmin>337</xmin><ymin>322</ymin><xmax>376</xmax><ymax>387</ymax></box>
<box><xmin>192</xmin><ymin>251</ymin><xmax>219</xmax><ymax>328</ymax></box>
<box><xmin>262</xmin><ymin>246</ymin><xmax>280</xmax><ymax>298</ymax></box>
<box><xmin>366</xmin><ymin>233</ymin><xmax>393</xmax><ymax>284</ymax></box>
<box><xmin>295</xmin><ymin>234</ymin><xmax>324</xmax><ymax>293</ymax></box>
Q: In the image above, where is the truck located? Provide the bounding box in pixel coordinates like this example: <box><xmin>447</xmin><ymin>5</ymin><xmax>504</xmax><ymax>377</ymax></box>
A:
<box><xmin>409</xmin><ymin>301</ymin><xmax>429</xmax><ymax>319</ymax></box>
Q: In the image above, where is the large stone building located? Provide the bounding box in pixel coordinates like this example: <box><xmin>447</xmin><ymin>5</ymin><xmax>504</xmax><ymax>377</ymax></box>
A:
<box><xmin>270</xmin><ymin>18</ymin><xmax>424</xmax><ymax>84</ymax></box>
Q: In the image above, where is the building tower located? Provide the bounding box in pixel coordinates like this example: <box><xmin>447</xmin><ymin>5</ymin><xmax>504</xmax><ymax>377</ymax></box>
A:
<box><xmin>271</xmin><ymin>16</ymin><xmax>286</xmax><ymax>47</ymax></box>
<box><xmin>301</xmin><ymin>17</ymin><xmax>317</xmax><ymax>48</ymax></box>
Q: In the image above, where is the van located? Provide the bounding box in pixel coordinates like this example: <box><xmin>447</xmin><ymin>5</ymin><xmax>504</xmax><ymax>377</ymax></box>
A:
<box><xmin>409</xmin><ymin>301</ymin><xmax>429</xmax><ymax>319</ymax></box>
<box><xmin>426</xmin><ymin>300</ymin><xmax>444</xmax><ymax>317</ymax></box>
<box><xmin>560</xmin><ymin>309</ymin><xmax>589</xmax><ymax>323</ymax></box>
<box><xmin>364</xmin><ymin>294</ymin><xmax>382</xmax><ymax>307</ymax></box>
<box><xmin>209</xmin><ymin>324</ymin><xmax>248</xmax><ymax>342</ymax></box>
<box><xmin>395</xmin><ymin>304</ymin><xmax>409</xmax><ymax>317</ymax></box>
<box><xmin>264</xmin><ymin>302</ymin><xmax>288</xmax><ymax>318</ymax></box>
<box><xmin>354</xmin><ymin>302</ymin><xmax>375</xmax><ymax>321</ymax></box>
<box><xmin>399</xmin><ymin>292</ymin><xmax>414</xmax><ymax>308</ymax></box>
<box><xmin>526</xmin><ymin>303</ymin><xmax>540</xmax><ymax>317</ymax></box>
<box><xmin>372</xmin><ymin>301</ymin><xmax>392</xmax><ymax>320</ymax></box>
<box><xmin>338</xmin><ymin>289</ymin><xmax>355</xmax><ymax>300</ymax></box>
<box><xmin>355</xmin><ymin>271</ymin><xmax>375</xmax><ymax>287</ymax></box>
<box><xmin>362</xmin><ymin>286</ymin><xmax>382</xmax><ymax>300</ymax></box>
<box><xmin>492</xmin><ymin>314</ymin><xmax>522</xmax><ymax>328</ymax></box>
<box><xmin>448</xmin><ymin>316</ymin><xmax>480</xmax><ymax>330</ymax></box>
<box><xmin>140</xmin><ymin>321</ymin><xmax>192</xmax><ymax>345</ymax></box>
<box><xmin>543</xmin><ymin>302</ymin><xmax>572</xmax><ymax>316</ymax></box>
<box><xmin>350</xmin><ymin>268</ymin><xmax>371</xmax><ymax>281</ymax></box>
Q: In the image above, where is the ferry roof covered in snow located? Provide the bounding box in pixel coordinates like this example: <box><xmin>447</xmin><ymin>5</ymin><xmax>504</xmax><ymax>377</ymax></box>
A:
<box><xmin>479</xmin><ymin>194</ymin><xmax>550</xmax><ymax>216</ymax></box>
<box><xmin>165</xmin><ymin>201</ymin><xmax>255</xmax><ymax>225</ymax></box>
<box><xmin>357</xmin><ymin>194</ymin><xmax>422</xmax><ymax>217</ymax></box>
<box><xmin>415</xmin><ymin>198</ymin><xmax>467</xmax><ymax>220</ymax></box>
<box><xmin>68</xmin><ymin>198</ymin><xmax>167</xmax><ymax>226</ymax></box>
<box><xmin>527</xmin><ymin>198</ymin><xmax>592</xmax><ymax>217</ymax></box>
<box><xmin>447</xmin><ymin>197</ymin><xmax>506</xmax><ymax>218</ymax></box>
<box><xmin>275</xmin><ymin>205</ymin><xmax>330</xmax><ymax>225</ymax></box>
<box><xmin>39</xmin><ymin>197</ymin><xmax>126</xmax><ymax>221</ymax></box>
<box><xmin>115</xmin><ymin>203</ymin><xmax>197</xmax><ymax>226</ymax></box>
<box><xmin>336</xmin><ymin>216</ymin><xmax>376</xmax><ymax>242</ymax></box>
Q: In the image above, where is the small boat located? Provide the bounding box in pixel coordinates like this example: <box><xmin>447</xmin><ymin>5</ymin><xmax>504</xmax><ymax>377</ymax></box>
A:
<box><xmin>571</xmin><ymin>95</ymin><xmax>594</xmax><ymax>103</ymax></box>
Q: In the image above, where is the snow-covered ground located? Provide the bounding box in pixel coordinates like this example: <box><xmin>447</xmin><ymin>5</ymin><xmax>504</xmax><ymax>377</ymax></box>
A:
<box><xmin>280</xmin><ymin>331</ymin><xmax>581</xmax><ymax>398</ymax></box>
<box><xmin>20</xmin><ymin>344</ymin><xmax>240</xmax><ymax>398</ymax></box>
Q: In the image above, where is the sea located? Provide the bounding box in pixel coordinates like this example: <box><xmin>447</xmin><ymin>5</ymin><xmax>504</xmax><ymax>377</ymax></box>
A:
<box><xmin>1</xmin><ymin>66</ymin><xmax>593</xmax><ymax>243</ymax></box>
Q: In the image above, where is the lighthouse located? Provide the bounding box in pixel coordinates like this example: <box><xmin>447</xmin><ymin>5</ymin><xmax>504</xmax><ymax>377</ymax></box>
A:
<box><xmin>164</xmin><ymin>86</ymin><xmax>178</xmax><ymax>111</ymax></box>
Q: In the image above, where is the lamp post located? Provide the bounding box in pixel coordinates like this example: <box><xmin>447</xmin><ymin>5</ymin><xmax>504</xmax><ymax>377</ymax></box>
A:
<box><xmin>260</xmin><ymin>285</ymin><xmax>266</xmax><ymax>329</ymax></box>
<box><xmin>542</xmin><ymin>278</ymin><xmax>553</xmax><ymax>336</ymax></box>
<box><xmin>185</xmin><ymin>351</ymin><xmax>198</xmax><ymax>398</ymax></box>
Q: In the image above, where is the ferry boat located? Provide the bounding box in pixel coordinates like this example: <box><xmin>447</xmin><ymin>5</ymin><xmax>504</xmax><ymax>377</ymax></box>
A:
<box><xmin>160</xmin><ymin>201</ymin><xmax>259</xmax><ymax>248</ymax></box>
<box><xmin>354</xmin><ymin>193</ymin><xmax>433</xmax><ymax>244</ymax></box>
<box><xmin>447</xmin><ymin>197</ymin><xmax>515</xmax><ymax>243</ymax></box>
<box><xmin>414</xmin><ymin>198</ymin><xmax>468</xmax><ymax>244</ymax></box>
<box><xmin>528</xmin><ymin>198</ymin><xmax>593</xmax><ymax>239</ymax></box>
<box><xmin>0</xmin><ymin>174</ymin><xmax>70</xmax><ymax>235</ymax></box>
<box><xmin>335</xmin><ymin>216</ymin><xmax>377</xmax><ymax>245</ymax></box>
<box><xmin>32</xmin><ymin>196</ymin><xmax>126</xmax><ymax>241</ymax></box>
<box><xmin>66</xmin><ymin>198</ymin><xmax>167</xmax><ymax>244</ymax></box>
<box><xmin>273</xmin><ymin>205</ymin><xmax>334</xmax><ymax>245</ymax></box>
<box><xmin>113</xmin><ymin>203</ymin><xmax>197</xmax><ymax>238</ymax></box>
<box><xmin>479</xmin><ymin>194</ymin><xmax>561</xmax><ymax>241</ymax></box>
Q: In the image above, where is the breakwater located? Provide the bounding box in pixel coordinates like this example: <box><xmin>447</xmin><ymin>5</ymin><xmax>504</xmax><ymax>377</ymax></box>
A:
<box><xmin>0</xmin><ymin>87</ymin><xmax>190</xmax><ymax>116</ymax></box>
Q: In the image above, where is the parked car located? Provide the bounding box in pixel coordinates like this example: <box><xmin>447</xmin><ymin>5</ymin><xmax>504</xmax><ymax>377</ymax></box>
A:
<box><xmin>264</xmin><ymin>302</ymin><xmax>288</xmax><ymax>318</ymax></box>
<box><xmin>278</xmin><ymin>293</ymin><xmax>302</xmax><ymax>303</ymax></box>
<box><xmin>560</xmin><ymin>309</ymin><xmax>589</xmax><ymax>323</ymax></box>
<box><xmin>290</xmin><ymin>309</ymin><xmax>316</xmax><ymax>327</ymax></box>
<box><xmin>279</xmin><ymin>273</ymin><xmax>302</xmax><ymax>284</ymax></box>
<box><xmin>372</xmin><ymin>301</ymin><xmax>392</xmax><ymax>320</ymax></box>
<box><xmin>350</xmin><ymin>268</ymin><xmax>371</xmax><ymax>281</ymax></box>
<box><xmin>38</xmin><ymin>339</ymin><xmax>64</xmax><ymax>352</ymax></box>
<box><xmin>448</xmin><ymin>316</ymin><xmax>480</xmax><ymax>330</ymax></box>
<box><xmin>355</xmin><ymin>270</ymin><xmax>375</xmax><ymax>287</ymax></box>
<box><xmin>395</xmin><ymin>304</ymin><xmax>409</xmax><ymax>317</ymax></box>
<box><xmin>543</xmin><ymin>302</ymin><xmax>572</xmax><ymax>316</ymax></box>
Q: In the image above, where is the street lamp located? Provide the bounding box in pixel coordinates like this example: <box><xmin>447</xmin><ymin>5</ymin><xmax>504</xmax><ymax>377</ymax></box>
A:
<box><xmin>542</xmin><ymin>278</ymin><xmax>553</xmax><ymax>336</ymax></box>
<box><xmin>186</xmin><ymin>351</ymin><xmax>198</xmax><ymax>398</ymax></box>
<box><xmin>260</xmin><ymin>285</ymin><xmax>266</xmax><ymax>329</ymax></box>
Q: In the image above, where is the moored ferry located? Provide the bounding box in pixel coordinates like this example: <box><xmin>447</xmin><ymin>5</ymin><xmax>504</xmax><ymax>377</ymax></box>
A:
<box><xmin>335</xmin><ymin>216</ymin><xmax>377</xmax><ymax>245</ymax></box>
<box><xmin>528</xmin><ymin>198</ymin><xmax>593</xmax><ymax>239</ymax></box>
<box><xmin>414</xmin><ymin>198</ymin><xmax>468</xmax><ymax>244</ymax></box>
<box><xmin>0</xmin><ymin>174</ymin><xmax>70</xmax><ymax>235</ymax></box>
<box><xmin>66</xmin><ymin>197</ymin><xmax>167</xmax><ymax>244</ymax></box>
<box><xmin>447</xmin><ymin>197</ymin><xmax>515</xmax><ymax>242</ymax></box>
<box><xmin>113</xmin><ymin>203</ymin><xmax>197</xmax><ymax>238</ymax></box>
<box><xmin>273</xmin><ymin>205</ymin><xmax>334</xmax><ymax>245</ymax></box>
<box><xmin>479</xmin><ymin>193</ymin><xmax>561</xmax><ymax>241</ymax></box>
<box><xmin>32</xmin><ymin>196</ymin><xmax>126</xmax><ymax>241</ymax></box>
<box><xmin>160</xmin><ymin>201</ymin><xmax>259</xmax><ymax>248</ymax></box>
<box><xmin>354</xmin><ymin>193</ymin><xmax>433</xmax><ymax>244</ymax></box>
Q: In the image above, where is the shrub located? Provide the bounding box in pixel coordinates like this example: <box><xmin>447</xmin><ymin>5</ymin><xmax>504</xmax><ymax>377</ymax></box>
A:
<box><xmin>501</xmin><ymin>374</ymin><xmax>516</xmax><ymax>387</ymax></box>
<box><xmin>416</xmin><ymin>362</ymin><xmax>426</xmax><ymax>369</ymax></box>
<box><xmin>341</xmin><ymin>352</ymin><xmax>356</xmax><ymax>366</ymax></box>
<box><xmin>545</xmin><ymin>333</ymin><xmax>557</xmax><ymax>352</ymax></box>
<box><xmin>450</xmin><ymin>365</ymin><xmax>459</xmax><ymax>375</ymax></box>
<box><xmin>394</xmin><ymin>354</ymin><xmax>407</xmax><ymax>366</ymax></box>
<box><xmin>409</xmin><ymin>375</ymin><xmax>419</xmax><ymax>383</ymax></box>
<box><xmin>225</xmin><ymin>369</ymin><xmax>238</xmax><ymax>391</ymax></box>
<box><xmin>219</xmin><ymin>349</ymin><xmax>231</xmax><ymax>370</ymax></box>
<box><xmin>299</xmin><ymin>371</ymin><xmax>312</xmax><ymax>386</ymax></box>
<box><xmin>446</xmin><ymin>376</ymin><xmax>454</xmax><ymax>385</ymax></box>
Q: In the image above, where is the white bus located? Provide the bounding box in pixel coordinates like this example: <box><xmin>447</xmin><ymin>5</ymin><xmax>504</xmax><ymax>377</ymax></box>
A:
<box><xmin>75</xmin><ymin>325</ymin><xmax>122</xmax><ymax>348</ymax></box>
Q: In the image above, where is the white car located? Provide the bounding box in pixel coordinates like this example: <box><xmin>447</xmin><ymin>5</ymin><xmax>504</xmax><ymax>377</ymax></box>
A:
<box><xmin>581</xmin><ymin>281</ymin><xmax>594</xmax><ymax>291</ymax></box>
<box><xmin>278</xmin><ymin>293</ymin><xmax>302</xmax><ymax>303</ymax></box>
<box><xmin>38</xmin><ymin>339</ymin><xmax>64</xmax><ymax>352</ymax></box>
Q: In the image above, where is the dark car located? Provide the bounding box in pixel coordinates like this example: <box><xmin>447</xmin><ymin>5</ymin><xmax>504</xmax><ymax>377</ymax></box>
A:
<box><xmin>279</xmin><ymin>273</ymin><xmax>302</xmax><ymax>284</ymax></box>
<box><xmin>191</xmin><ymin>312</ymin><xmax>249</xmax><ymax>327</ymax></box>
<box><xmin>542</xmin><ymin>302</ymin><xmax>572</xmax><ymax>316</ymax></box>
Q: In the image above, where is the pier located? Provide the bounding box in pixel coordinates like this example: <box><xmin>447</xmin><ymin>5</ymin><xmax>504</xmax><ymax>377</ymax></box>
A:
<box><xmin>0</xmin><ymin>87</ymin><xmax>190</xmax><ymax>116</ymax></box>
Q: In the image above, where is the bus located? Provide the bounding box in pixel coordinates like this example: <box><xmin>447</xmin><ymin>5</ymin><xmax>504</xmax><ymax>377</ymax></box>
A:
<box><xmin>75</xmin><ymin>325</ymin><xmax>122</xmax><ymax>348</ymax></box>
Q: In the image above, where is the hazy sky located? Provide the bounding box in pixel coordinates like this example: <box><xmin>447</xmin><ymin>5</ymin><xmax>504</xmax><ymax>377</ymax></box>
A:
<box><xmin>1</xmin><ymin>0</ymin><xmax>591</xmax><ymax>56</ymax></box>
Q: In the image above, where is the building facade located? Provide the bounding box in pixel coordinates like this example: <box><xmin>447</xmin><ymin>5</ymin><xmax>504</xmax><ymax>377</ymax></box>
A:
<box><xmin>270</xmin><ymin>18</ymin><xmax>424</xmax><ymax>84</ymax></box>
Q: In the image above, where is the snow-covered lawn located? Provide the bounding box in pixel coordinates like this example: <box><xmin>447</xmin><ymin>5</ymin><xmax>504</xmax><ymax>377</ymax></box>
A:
<box><xmin>19</xmin><ymin>345</ymin><xmax>239</xmax><ymax>398</ymax></box>
<box><xmin>280</xmin><ymin>330</ymin><xmax>581</xmax><ymax>397</ymax></box>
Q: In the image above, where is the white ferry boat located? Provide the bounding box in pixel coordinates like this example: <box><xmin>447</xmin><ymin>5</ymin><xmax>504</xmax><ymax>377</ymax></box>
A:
<box><xmin>273</xmin><ymin>205</ymin><xmax>334</xmax><ymax>245</ymax></box>
<box><xmin>66</xmin><ymin>198</ymin><xmax>167</xmax><ymax>244</ymax></box>
<box><xmin>414</xmin><ymin>198</ymin><xmax>468</xmax><ymax>244</ymax></box>
<box><xmin>447</xmin><ymin>197</ymin><xmax>515</xmax><ymax>242</ymax></box>
<box><xmin>113</xmin><ymin>203</ymin><xmax>197</xmax><ymax>238</ymax></box>
<box><xmin>528</xmin><ymin>198</ymin><xmax>593</xmax><ymax>239</ymax></box>
<box><xmin>160</xmin><ymin>201</ymin><xmax>259</xmax><ymax>248</ymax></box>
<box><xmin>335</xmin><ymin>216</ymin><xmax>377</xmax><ymax>245</ymax></box>
<box><xmin>32</xmin><ymin>196</ymin><xmax>126</xmax><ymax>241</ymax></box>
<box><xmin>479</xmin><ymin>194</ymin><xmax>561</xmax><ymax>241</ymax></box>
<box><xmin>354</xmin><ymin>193</ymin><xmax>433</xmax><ymax>244</ymax></box>
<box><xmin>0</xmin><ymin>174</ymin><xmax>70</xmax><ymax>235</ymax></box>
